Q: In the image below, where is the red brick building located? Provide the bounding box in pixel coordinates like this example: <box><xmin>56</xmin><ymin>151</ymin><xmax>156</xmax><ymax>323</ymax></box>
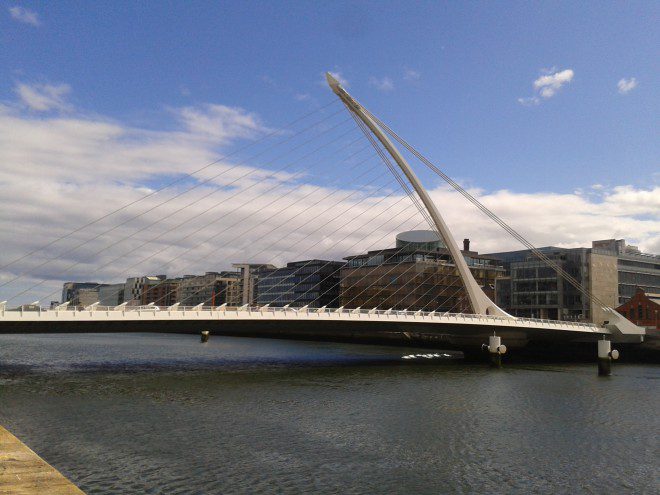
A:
<box><xmin>616</xmin><ymin>288</ymin><xmax>660</xmax><ymax>329</ymax></box>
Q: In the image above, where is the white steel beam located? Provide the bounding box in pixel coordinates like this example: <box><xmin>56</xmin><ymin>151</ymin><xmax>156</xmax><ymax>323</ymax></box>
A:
<box><xmin>326</xmin><ymin>72</ymin><xmax>509</xmax><ymax>317</ymax></box>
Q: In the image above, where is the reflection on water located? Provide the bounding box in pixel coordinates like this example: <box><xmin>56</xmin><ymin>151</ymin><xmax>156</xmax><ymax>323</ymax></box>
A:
<box><xmin>1</xmin><ymin>333</ymin><xmax>658</xmax><ymax>494</ymax></box>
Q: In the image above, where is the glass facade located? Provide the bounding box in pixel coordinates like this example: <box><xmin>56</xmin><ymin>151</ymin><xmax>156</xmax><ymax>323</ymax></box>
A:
<box><xmin>490</xmin><ymin>241</ymin><xmax>660</xmax><ymax>322</ymax></box>
<box><xmin>617</xmin><ymin>256</ymin><xmax>660</xmax><ymax>304</ymax></box>
<box><xmin>490</xmin><ymin>248</ymin><xmax>590</xmax><ymax>321</ymax></box>
<box><xmin>255</xmin><ymin>260</ymin><xmax>344</xmax><ymax>308</ymax></box>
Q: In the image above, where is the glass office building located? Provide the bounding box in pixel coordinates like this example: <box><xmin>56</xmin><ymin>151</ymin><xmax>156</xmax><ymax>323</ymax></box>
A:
<box><xmin>256</xmin><ymin>260</ymin><xmax>344</xmax><ymax>308</ymax></box>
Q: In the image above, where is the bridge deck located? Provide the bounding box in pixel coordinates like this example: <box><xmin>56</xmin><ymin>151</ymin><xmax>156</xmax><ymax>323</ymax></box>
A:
<box><xmin>0</xmin><ymin>305</ymin><xmax>604</xmax><ymax>335</ymax></box>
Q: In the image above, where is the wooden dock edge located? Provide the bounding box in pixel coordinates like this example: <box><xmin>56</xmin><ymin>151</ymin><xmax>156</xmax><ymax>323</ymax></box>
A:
<box><xmin>0</xmin><ymin>425</ymin><xmax>85</xmax><ymax>494</ymax></box>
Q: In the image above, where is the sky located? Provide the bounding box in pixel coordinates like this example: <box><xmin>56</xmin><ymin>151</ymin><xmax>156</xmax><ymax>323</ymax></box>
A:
<box><xmin>0</xmin><ymin>1</ymin><xmax>658</xmax><ymax>304</ymax></box>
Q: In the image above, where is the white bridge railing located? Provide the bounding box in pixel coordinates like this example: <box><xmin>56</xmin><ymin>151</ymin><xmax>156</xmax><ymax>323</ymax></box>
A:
<box><xmin>0</xmin><ymin>303</ymin><xmax>603</xmax><ymax>334</ymax></box>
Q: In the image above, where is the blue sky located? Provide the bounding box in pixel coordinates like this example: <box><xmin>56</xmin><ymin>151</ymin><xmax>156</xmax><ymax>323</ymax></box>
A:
<box><xmin>0</xmin><ymin>1</ymin><xmax>658</xmax><ymax>303</ymax></box>
<box><xmin>2</xmin><ymin>1</ymin><xmax>657</xmax><ymax>192</ymax></box>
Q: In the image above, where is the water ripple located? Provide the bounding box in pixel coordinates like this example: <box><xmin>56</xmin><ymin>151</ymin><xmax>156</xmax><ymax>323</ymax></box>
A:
<box><xmin>1</xmin><ymin>333</ymin><xmax>658</xmax><ymax>494</ymax></box>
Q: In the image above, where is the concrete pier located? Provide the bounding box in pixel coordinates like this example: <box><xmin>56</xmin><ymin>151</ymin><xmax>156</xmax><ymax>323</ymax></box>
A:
<box><xmin>0</xmin><ymin>425</ymin><xmax>84</xmax><ymax>494</ymax></box>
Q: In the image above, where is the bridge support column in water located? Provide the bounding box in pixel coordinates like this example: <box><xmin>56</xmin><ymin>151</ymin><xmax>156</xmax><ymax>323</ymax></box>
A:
<box><xmin>484</xmin><ymin>334</ymin><xmax>507</xmax><ymax>368</ymax></box>
<box><xmin>597</xmin><ymin>339</ymin><xmax>619</xmax><ymax>376</ymax></box>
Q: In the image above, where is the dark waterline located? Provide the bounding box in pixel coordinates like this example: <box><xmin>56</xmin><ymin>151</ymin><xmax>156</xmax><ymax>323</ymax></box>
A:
<box><xmin>1</xmin><ymin>333</ymin><xmax>658</xmax><ymax>494</ymax></box>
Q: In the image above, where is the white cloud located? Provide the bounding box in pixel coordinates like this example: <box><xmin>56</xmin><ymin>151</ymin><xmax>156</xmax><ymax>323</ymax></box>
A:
<box><xmin>617</xmin><ymin>77</ymin><xmax>638</xmax><ymax>94</ymax></box>
<box><xmin>9</xmin><ymin>6</ymin><xmax>40</xmax><ymax>26</ymax></box>
<box><xmin>0</xmin><ymin>84</ymin><xmax>657</xmax><ymax>306</ymax></box>
<box><xmin>369</xmin><ymin>76</ymin><xmax>395</xmax><ymax>92</ymax></box>
<box><xmin>403</xmin><ymin>68</ymin><xmax>420</xmax><ymax>81</ymax></box>
<box><xmin>517</xmin><ymin>97</ymin><xmax>539</xmax><ymax>107</ymax></box>
<box><xmin>295</xmin><ymin>93</ymin><xmax>311</xmax><ymax>101</ymax></box>
<box><xmin>426</xmin><ymin>185</ymin><xmax>659</xmax><ymax>256</ymax></box>
<box><xmin>174</xmin><ymin>104</ymin><xmax>269</xmax><ymax>144</ymax></box>
<box><xmin>15</xmin><ymin>82</ymin><xmax>72</xmax><ymax>112</ymax></box>
<box><xmin>602</xmin><ymin>185</ymin><xmax>660</xmax><ymax>215</ymax></box>
<box><xmin>519</xmin><ymin>68</ymin><xmax>574</xmax><ymax>105</ymax></box>
<box><xmin>533</xmin><ymin>69</ymin><xmax>574</xmax><ymax>98</ymax></box>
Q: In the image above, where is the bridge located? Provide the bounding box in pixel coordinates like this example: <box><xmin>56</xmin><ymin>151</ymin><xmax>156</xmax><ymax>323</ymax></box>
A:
<box><xmin>0</xmin><ymin>73</ymin><xmax>646</xmax><ymax>370</ymax></box>
<box><xmin>0</xmin><ymin>302</ymin><xmax>606</xmax><ymax>342</ymax></box>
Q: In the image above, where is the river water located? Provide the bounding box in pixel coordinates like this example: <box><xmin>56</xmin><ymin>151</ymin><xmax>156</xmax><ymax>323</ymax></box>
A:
<box><xmin>0</xmin><ymin>333</ymin><xmax>658</xmax><ymax>494</ymax></box>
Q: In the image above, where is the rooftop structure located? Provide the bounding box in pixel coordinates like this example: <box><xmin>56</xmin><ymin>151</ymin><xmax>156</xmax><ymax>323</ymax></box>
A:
<box><xmin>395</xmin><ymin>230</ymin><xmax>446</xmax><ymax>252</ymax></box>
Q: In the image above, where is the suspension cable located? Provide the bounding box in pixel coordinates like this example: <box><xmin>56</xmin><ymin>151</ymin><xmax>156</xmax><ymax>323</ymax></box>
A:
<box><xmin>362</xmin><ymin>107</ymin><xmax>610</xmax><ymax>311</ymax></box>
<box><xmin>15</xmin><ymin>125</ymin><xmax>366</xmax><ymax>305</ymax></box>
<box><xmin>1</xmin><ymin>107</ymin><xmax>348</xmax><ymax>291</ymax></box>
<box><xmin>340</xmin><ymin>109</ymin><xmax>478</xmax><ymax>312</ymax></box>
<box><xmin>0</xmin><ymin>99</ymin><xmax>340</xmax><ymax>273</ymax></box>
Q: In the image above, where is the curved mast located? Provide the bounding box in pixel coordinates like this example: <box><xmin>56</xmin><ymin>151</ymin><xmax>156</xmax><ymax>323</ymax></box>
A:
<box><xmin>326</xmin><ymin>72</ymin><xmax>509</xmax><ymax>317</ymax></box>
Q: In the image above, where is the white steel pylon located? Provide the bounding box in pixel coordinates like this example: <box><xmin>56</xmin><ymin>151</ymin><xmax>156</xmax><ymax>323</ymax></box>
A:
<box><xmin>326</xmin><ymin>72</ymin><xmax>510</xmax><ymax>317</ymax></box>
